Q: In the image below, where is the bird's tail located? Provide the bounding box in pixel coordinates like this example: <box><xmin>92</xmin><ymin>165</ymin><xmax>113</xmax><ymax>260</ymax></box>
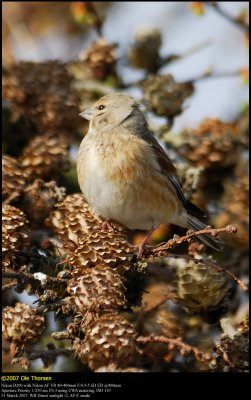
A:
<box><xmin>186</xmin><ymin>216</ymin><xmax>224</xmax><ymax>252</ymax></box>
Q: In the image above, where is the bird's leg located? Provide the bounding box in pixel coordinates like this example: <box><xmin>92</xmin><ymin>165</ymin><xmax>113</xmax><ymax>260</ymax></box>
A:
<box><xmin>101</xmin><ymin>219</ymin><xmax>114</xmax><ymax>231</ymax></box>
<box><xmin>137</xmin><ymin>226</ymin><xmax>157</xmax><ymax>257</ymax></box>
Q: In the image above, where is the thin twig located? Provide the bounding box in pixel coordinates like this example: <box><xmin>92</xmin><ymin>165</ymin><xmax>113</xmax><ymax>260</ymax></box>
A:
<box><xmin>2</xmin><ymin>269</ymin><xmax>66</xmax><ymax>290</ymax></box>
<box><xmin>2</xmin><ymin>280</ymin><xmax>17</xmax><ymax>290</ymax></box>
<box><xmin>27</xmin><ymin>348</ymin><xmax>72</xmax><ymax>361</ymax></box>
<box><xmin>144</xmin><ymin>225</ymin><xmax>237</xmax><ymax>255</ymax></box>
<box><xmin>205</xmin><ymin>2</ymin><xmax>249</xmax><ymax>34</ymax></box>
<box><xmin>137</xmin><ymin>335</ymin><xmax>213</xmax><ymax>364</ymax></box>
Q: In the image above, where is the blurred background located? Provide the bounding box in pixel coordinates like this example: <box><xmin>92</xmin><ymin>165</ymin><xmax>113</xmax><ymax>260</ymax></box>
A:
<box><xmin>2</xmin><ymin>1</ymin><xmax>249</xmax><ymax>128</ymax></box>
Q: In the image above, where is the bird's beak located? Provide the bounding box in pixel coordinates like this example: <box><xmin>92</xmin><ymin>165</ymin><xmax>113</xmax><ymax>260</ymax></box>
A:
<box><xmin>79</xmin><ymin>108</ymin><xmax>94</xmax><ymax>121</ymax></box>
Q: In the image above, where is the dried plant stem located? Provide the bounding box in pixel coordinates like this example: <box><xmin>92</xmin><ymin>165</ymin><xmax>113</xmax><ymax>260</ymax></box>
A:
<box><xmin>137</xmin><ymin>335</ymin><xmax>213</xmax><ymax>364</ymax></box>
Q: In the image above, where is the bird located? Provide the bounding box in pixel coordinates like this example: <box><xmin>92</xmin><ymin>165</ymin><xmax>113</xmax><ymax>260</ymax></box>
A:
<box><xmin>77</xmin><ymin>92</ymin><xmax>223</xmax><ymax>252</ymax></box>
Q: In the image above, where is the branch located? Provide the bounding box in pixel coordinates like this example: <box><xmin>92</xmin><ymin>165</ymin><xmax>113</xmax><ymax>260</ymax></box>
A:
<box><xmin>137</xmin><ymin>335</ymin><xmax>213</xmax><ymax>364</ymax></box>
<box><xmin>143</xmin><ymin>225</ymin><xmax>237</xmax><ymax>255</ymax></box>
<box><xmin>205</xmin><ymin>2</ymin><xmax>249</xmax><ymax>34</ymax></box>
<box><xmin>2</xmin><ymin>269</ymin><xmax>66</xmax><ymax>291</ymax></box>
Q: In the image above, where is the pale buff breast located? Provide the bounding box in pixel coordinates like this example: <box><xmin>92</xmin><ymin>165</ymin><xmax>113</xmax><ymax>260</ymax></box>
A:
<box><xmin>77</xmin><ymin>131</ymin><xmax>181</xmax><ymax>230</ymax></box>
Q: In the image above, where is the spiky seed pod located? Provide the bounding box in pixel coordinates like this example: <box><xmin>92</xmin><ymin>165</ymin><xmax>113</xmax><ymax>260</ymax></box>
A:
<box><xmin>142</xmin><ymin>74</ymin><xmax>194</xmax><ymax>118</ymax></box>
<box><xmin>2</xmin><ymin>61</ymin><xmax>80</xmax><ymax>135</ymax></box>
<box><xmin>2</xmin><ymin>155</ymin><xmax>27</xmax><ymax>201</ymax></box>
<box><xmin>46</xmin><ymin>194</ymin><xmax>103</xmax><ymax>250</ymax></box>
<box><xmin>2</xmin><ymin>303</ymin><xmax>45</xmax><ymax>356</ymax></box>
<box><xmin>67</xmin><ymin>265</ymin><xmax>126</xmax><ymax>313</ymax></box>
<box><xmin>179</xmin><ymin>119</ymin><xmax>239</xmax><ymax>169</ymax></box>
<box><xmin>214</xmin><ymin>175</ymin><xmax>249</xmax><ymax>251</ymax></box>
<box><xmin>21</xmin><ymin>179</ymin><xmax>66</xmax><ymax>226</ymax></box>
<box><xmin>170</xmin><ymin>257</ymin><xmax>230</xmax><ymax>313</ymax></box>
<box><xmin>72</xmin><ymin>312</ymin><xmax>138</xmax><ymax>370</ymax></box>
<box><xmin>213</xmin><ymin>315</ymin><xmax>249</xmax><ymax>372</ymax></box>
<box><xmin>20</xmin><ymin>132</ymin><xmax>70</xmax><ymax>180</ymax></box>
<box><xmin>68</xmin><ymin>228</ymin><xmax>132</xmax><ymax>273</ymax></box>
<box><xmin>128</xmin><ymin>27</ymin><xmax>161</xmax><ymax>72</ymax></box>
<box><xmin>2</xmin><ymin>205</ymin><xmax>29</xmax><ymax>270</ymax></box>
<box><xmin>79</xmin><ymin>38</ymin><xmax>117</xmax><ymax>81</ymax></box>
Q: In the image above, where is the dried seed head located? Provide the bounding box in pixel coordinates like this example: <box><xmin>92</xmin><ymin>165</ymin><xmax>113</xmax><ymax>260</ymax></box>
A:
<box><xmin>72</xmin><ymin>312</ymin><xmax>138</xmax><ymax>370</ymax></box>
<box><xmin>2</xmin><ymin>205</ymin><xmax>29</xmax><ymax>270</ymax></box>
<box><xmin>170</xmin><ymin>257</ymin><xmax>230</xmax><ymax>313</ymax></box>
<box><xmin>67</xmin><ymin>265</ymin><xmax>126</xmax><ymax>313</ymax></box>
<box><xmin>20</xmin><ymin>133</ymin><xmax>70</xmax><ymax>180</ymax></box>
<box><xmin>142</xmin><ymin>74</ymin><xmax>194</xmax><ymax>118</ymax></box>
<box><xmin>2</xmin><ymin>155</ymin><xmax>27</xmax><ymax>201</ymax></box>
<box><xmin>2</xmin><ymin>303</ymin><xmax>45</xmax><ymax>355</ymax></box>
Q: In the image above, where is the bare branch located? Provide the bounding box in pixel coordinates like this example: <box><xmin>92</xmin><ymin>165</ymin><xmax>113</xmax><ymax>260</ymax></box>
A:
<box><xmin>137</xmin><ymin>335</ymin><xmax>213</xmax><ymax>364</ymax></box>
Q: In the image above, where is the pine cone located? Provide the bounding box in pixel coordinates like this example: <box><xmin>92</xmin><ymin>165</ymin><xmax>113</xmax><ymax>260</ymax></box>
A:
<box><xmin>72</xmin><ymin>312</ymin><xmax>138</xmax><ymax>370</ymax></box>
<box><xmin>80</xmin><ymin>38</ymin><xmax>117</xmax><ymax>81</ymax></box>
<box><xmin>214</xmin><ymin>175</ymin><xmax>249</xmax><ymax>251</ymax></box>
<box><xmin>179</xmin><ymin>119</ymin><xmax>239</xmax><ymax>169</ymax></box>
<box><xmin>2</xmin><ymin>205</ymin><xmax>29</xmax><ymax>270</ymax></box>
<box><xmin>46</xmin><ymin>194</ymin><xmax>103</xmax><ymax>250</ymax></box>
<box><xmin>2</xmin><ymin>303</ymin><xmax>45</xmax><ymax>356</ymax></box>
<box><xmin>20</xmin><ymin>132</ymin><xmax>70</xmax><ymax>180</ymax></box>
<box><xmin>128</xmin><ymin>27</ymin><xmax>161</xmax><ymax>71</ymax></box>
<box><xmin>2</xmin><ymin>61</ymin><xmax>80</xmax><ymax>135</ymax></box>
<box><xmin>170</xmin><ymin>257</ymin><xmax>230</xmax><ymax>313</ymax></box>
<box><xmin>2</xmin><ymin>155</ymin><xmax>27</xmax><ymax>201</ymax></box>
<box><xmin>142</xmin><ymin>74</ymin><xmax>194</xmax><ymax>118</ymax></box>
<box><xmin>67</xmin><ymin>265</ymin><xmax>126</xmax><ymax>313</ymax></box>
<box><xmin>68</xmin><ymin>228</ymin><xmax>132</xmax><ymax>273</ymax></box>
<box><xmin>214</xmin><ymin>314</ymin><xmax>249</xmax><ymax>372</ymax></box>
<box><xmin>21</xmin><ymin>179</ymin><xmax>66</xmax><ymax>226</ymax></box>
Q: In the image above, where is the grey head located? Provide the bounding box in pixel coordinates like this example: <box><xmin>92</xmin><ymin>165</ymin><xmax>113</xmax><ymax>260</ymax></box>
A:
<box><xmin>79</xmin><ymin>92</ymin><xmax>147</xmax><ymax>129</ymax></box>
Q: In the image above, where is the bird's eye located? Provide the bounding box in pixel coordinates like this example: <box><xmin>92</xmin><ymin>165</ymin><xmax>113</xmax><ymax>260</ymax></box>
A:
<box><xmin>98</xmin><ymin>105</ymin><xmax>105</xmax><ymax>110</ymax></box>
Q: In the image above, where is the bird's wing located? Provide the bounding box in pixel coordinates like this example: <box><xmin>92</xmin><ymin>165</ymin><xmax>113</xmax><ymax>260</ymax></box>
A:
<box><xmin>143</xmin><ymin>132</ymin><xmax>206</xmax><ymax>218</ymax></box>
